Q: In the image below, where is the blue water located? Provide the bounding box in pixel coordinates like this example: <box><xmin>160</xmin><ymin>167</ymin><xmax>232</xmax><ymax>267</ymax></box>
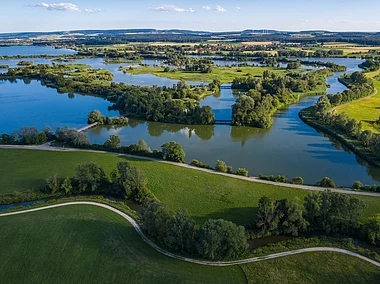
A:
<box><xmin>0</xmin><ymin>46</ymin><xmax>76</xmax><ymax>56</ymax></box>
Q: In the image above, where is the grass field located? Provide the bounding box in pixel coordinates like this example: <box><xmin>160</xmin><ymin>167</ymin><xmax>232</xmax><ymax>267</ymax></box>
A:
<box><xmin>0</xmin><ymin>205</ymin><xmax>244</xmax><ymax>284</ymax></box>
<box><xmin>241</xmin><ymin>252</ymin><xmax>380</xmax><ymax>283</ymax></box>
<box><xmin>124</xmin><ymin>65</ymin><xmax>302</xmax><ymax>84</ymax></box>
<box><xmin>1</xmin><ymin>149</ymin><xmax>380</xmax><ymax>226</ymax></box>
<box><xmin>336</xmin><ymin>71</ymin><xmax>380</xmax><ymax>133</ymax></box>
<box><xmin>1</xmin><ymin>204</ymin><xmax>379</xmax><ymax>283</ymax></box>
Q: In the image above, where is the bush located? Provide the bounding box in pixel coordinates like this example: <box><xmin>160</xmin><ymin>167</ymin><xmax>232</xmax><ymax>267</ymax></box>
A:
<box><xmin>352</xmin><ymin>181</ymin><xmax>363</xmax><ymax>190</ymax></box>
<box><xmin>190</xmin><ymin>160</ymin><xmax>213</xmax><ymax>170</ymax></box>
<box><xmin>161</xmin><ymin>142</ymin><xmax>185</xmax><ymax>163</ymax></box>
<box><xmin>292</xmin><ymin>176</ymin><xmax>304</xmax><ymax>185</ymax></box>
<box><xmin>227</xmin><ymin>166</ymin><xmax>233</xmax><ymax>174</ymax></box>
<box><xmin>215</xmin><ymin>160</ymin><xmax>227</xmax><ymax>173</ymax></box>
<box><xmin>316</xmin><ymin>177</ymin><xmax>336</xmax><ymax>188</ymax></box>
<box><xmin>236</xmin><ymin>168</ymin><xmax>249</xmax><ymax>177</ymax></box>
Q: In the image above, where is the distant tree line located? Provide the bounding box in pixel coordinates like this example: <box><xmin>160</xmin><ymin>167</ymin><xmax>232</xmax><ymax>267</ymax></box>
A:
<box><xmin>87</xmin><ymin>110</ymin><xmax>129</xmax><ymax>125</ymax></box>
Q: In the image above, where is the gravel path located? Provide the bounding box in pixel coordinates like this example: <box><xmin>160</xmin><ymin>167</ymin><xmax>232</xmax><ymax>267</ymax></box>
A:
<box><xmin>1</xmin><ymin>145</ymin><xmax>380</xmax><ymax>198</ymax></box>
<box><xmin>1</xmin><ymin>201</ymin><xmax>380</xmax><ymax>268</ymax></box>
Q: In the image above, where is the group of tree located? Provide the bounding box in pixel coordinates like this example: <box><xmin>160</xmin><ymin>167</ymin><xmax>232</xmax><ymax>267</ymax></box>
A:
<box><xmin>256</xmin><ymin>190</ymin><xmax>367</xmax><ymax>238</ymax></box>
<box><xmin>44</xmin><ymin>161</ymin><xmax>154</xmax><ymax>204</ymax></box>
<box><xmin>0</xmin><ymin>126</ymin><xmax>54</xmax><ymax>145</ymax></box>
<box><xmin>352</xmin><ymin>180</ymin><xmax>380</xmax><ymax>193</ymax></box>
<box><xmin>112</xmin><ymin>81</ymin><xmax>215</xmax><ymax>125</ymax></box>
<box><xmin>55</xmin><ymin>126</ymin><xmax>90</xmax><ymax>146</ymax></box>
<box><xmin>231</xmin><ymin>70</ymin><xmax>327</xmax><ymax>128</ymax></box>
<box><xmin>277</xmin><ymin>49</ymin><xmax>344</xmax><ymax>58</ymax></box>
<box><xmin>141</xmin><ymin>202</ymin><xmax>248</xmax><ymax>260</ymax></box>
<box><xmin>359</xmin><ymin>59</ymin><xmax>380</xmax><ymax>71</ymax></box>
<box><xmin>87</xmin><ymin>110</ymin><xmax>129</xmax><ymax>125</ymax></box>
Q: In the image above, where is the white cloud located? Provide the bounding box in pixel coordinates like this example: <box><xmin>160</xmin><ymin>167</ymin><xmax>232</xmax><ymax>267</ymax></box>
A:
<box><xmin>202</xmin><ymin>6</ymin><xmax>211</xmax><ymax>10</ymax></box>
<box><xmin>30</xmin><ymin>2</ymin><xmax>102</xmax><ymax>13</ymax></box>
<box><xmin>214</xmin><ymin>5</ymin><xmax>227</xmax><ymax>12</ymax></box>
<box><xmin>150</xmin><ymin>5</ymin><xmax>196</xmax><ymax>13</ymax></box>
<box><xmin>236</xmin><ymin>7</ymin><xmax>241</xmax><ymax>10</ymax></box>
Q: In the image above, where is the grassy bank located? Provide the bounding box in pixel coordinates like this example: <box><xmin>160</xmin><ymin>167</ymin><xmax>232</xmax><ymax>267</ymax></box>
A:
<box><xmin>242</xmin><ymin>252</ymin><xmax>380</xmax><ymax>283</ymax></box>
<box><xmin>336</xmin><ymin>70</ymin><xmax>380</xmax><ymax>133</ymax></box>
<box><xmin>1</xmin><ymin>204</ymin><xmax>379</xmax><ymax>283</ymax></box>
<box><xmin>1</xmin><ymin>149</ymin><xmax>380</xmax><ymax>226</ymax></box>
<box><xmin>299</xmin><ymin>107</ymin><xmax>380</xmax><ymax>168</ymax></box>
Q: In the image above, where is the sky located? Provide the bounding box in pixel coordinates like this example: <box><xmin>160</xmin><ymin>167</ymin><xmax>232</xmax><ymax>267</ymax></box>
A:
<box><xmin>1</xmin><ymin>0</ymin><xmax>380</xmax><ymax>33</ymax></box>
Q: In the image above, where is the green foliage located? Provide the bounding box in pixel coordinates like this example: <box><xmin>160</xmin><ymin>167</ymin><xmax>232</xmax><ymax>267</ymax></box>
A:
<box><xmin>292</xmin><ymin>177</ymin><xmax>304</xmax><ymax>185</ymax></box>
<box><xmin>45</xmin><ymin>175</ymin><xmax>61</xmax><ymax>194</ymax></box>
<box><xmin>75</xmin><ymin>162</ymin><xmax>108</xmax><ymax>193</ymax></box>
<box><xmin>1</xmin><ymin>126</ymin><xmax>49</xmax><ymax>145</ymax></box>
<box><xmin>215</xmin><ymin>160</ymin><xmax>227</xmax><ymax>173</ymax></box>
<box><xmin>236</xmin><ymin>168</ymin><xmax>249</xmax><ymax>177</ymax></box>
<box><xmin>61</xmin><ymin>177</ymin><xmax>73</xmax><ymax>194</ymax></box>
<box><xmin>362</xmin><ymin>214</ymin><xmax>380</xmax><ymax>246</ymax></box>
<box><xmin>352</xmin><ymin>181</ymin><xmax>364</xmax><ymax>190</ymax></box>
<box><xmin>137</xmin><ymin>139</ymin><xmax>150</xmax><ymax>152</ymax></box>
<box><xmin>195</xmin><ymin>219</ymin><xmax>249</xmax><ymax>260</ymax></box>
<box><xmin>161</xmin><ymin>142</ymin><xmax>185</xmax><ymax>163</ymax></box>
<box><xmin>88</xmin><ymin>110</ymin><xmax>128</xmax><ymax>125</ymax></box>
<box><xmin>304</xmin><ymin>191</ymin><xmax>365</xmax><ymax>234</ymax></box>
<box><xmin>104</xmin><ymin>135</ymin><xmax>121</xmax><ymax>149</ymax></box>
<box><xmin>190</xmin><ymin>159</ymin><xmax>213</xmax><ymax>170</ymax></box>
<box><xmin>227</xmin><ymin>166</ymin><xmax>233</xmax><ymax>174</ymax></box>
<box><xmin>56</xmin><ymin>126</ymin><xmax>89</xmax><ymax>146</ymax></box>
<box><xmin>316</xmin><ymin>177</ymin><xmax>336</xmax><ymax>188</ymax></box>
<box><xmin>112</xmin><ymin>162</ymin><xmax>153</xmax><ymax>204</ymax></box>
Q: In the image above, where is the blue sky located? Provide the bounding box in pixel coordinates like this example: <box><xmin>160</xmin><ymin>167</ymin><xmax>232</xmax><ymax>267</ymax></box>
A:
<box><xmin>2</xmin><ymin>1</ymin><xmax>380</xmax><ymax>33</ymax></box>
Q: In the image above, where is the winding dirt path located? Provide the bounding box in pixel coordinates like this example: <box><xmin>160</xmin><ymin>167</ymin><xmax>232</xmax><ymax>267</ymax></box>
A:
<box><xmin>1</xmin><ymin>145</ymin><xmax>380</xmax><ymax>198</ymax></box>
<box><xmin>1</xmin><ymin>201</ymin><xmax>380</xmax><ymax>268</ymax></box>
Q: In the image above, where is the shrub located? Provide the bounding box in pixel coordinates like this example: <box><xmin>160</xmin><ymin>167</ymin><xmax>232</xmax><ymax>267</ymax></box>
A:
<box><xmin>227</xmin><ymin>166</ymin><xmax>233</xmax><ymax>174</ymax></box>
<box><xmin>316</xmin><ymin>177</ymin><xmax>336</xmax><ymax>188</ymax></box>
<box><xmin>292</xmin><ymin>176</ymin><xmax>304</xmax><ymax>185</ymax></box>
<box><xmin>161</xmin><ymin>142</ymin><xmax>185</xmax><ymax>163</ymax></box>
<box><xmin>236</xmin><ymin>168</ymin><xmax>249</xmax><ymax>177</ymax></box>
<box><xmin>215</xmin><ymin>160</ymin><xmax>227</xmax><ymax>173</ymax></box>
<box><xmin>352</xmin><ymin>181</ymin><xmax>363</xmax><ymax>190</ymax></box>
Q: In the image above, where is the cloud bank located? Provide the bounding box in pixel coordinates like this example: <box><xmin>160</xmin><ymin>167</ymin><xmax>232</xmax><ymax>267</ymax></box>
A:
<box><xmin>30</xmin><ymin>2</ymin><xmax>102</xmax><ymax>13</ymax></box>
<box><xmin>150</xmin><ymin>5</ymin><xmax>195</xmax><ymax>13</ymax></box>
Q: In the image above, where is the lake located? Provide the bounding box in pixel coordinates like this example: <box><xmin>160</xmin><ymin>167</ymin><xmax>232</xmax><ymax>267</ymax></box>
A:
<box><xmin>0</xmin><ymin>46</ymin><xmax>379</xmax><ymax>186</ymax></box>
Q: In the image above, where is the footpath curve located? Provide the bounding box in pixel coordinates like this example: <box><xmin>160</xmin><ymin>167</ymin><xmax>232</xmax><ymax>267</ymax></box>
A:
<box><xmin>1</xmin><ymin>201</ymin><xmax>380</xmax><ymax>268</ymax></box>
<box><xmin>1</xmin><ymin>145</ymin><xmax>380</xmax><ymax>198</ymax></box>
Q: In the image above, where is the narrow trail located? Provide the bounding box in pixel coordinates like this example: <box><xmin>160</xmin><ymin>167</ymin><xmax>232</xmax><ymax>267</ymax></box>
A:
<box><xmin>1</xmin><ymin>201</ymin><xmax>380</xmax><ymax>268</ymax></box>
<box><xmin>1</xmin><ymin>145</ymin><xmax>380</xmax><ymax>198</ymax></box>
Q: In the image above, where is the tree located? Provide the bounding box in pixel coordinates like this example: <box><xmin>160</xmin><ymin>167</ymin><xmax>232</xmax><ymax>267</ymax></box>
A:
<box><xmin>360</xmin><ymin>130</ymin><xmax>373</xmax><ymax>147</ymax></box>
<box><xmin>316</xmin><ymin>177</ymin><xmax>336</xmax><ymax>188</ymax></box>
<box><xmin>195</xmin><ymin>219</ymin><xmax>248</xmax><ymax>260</ymax></box>
<box><xmin>352</xmin><ymin>181</ymin><xmax>363</xmax><ymax>190</ymax></box>
<box><xmin>304</xmin><ymin>191</ymin><xmax>365</xmax><ymax>234</ymax></box>
<box><xmin>137</xmin><ymin>139</ymin><xmax>150</xmax><ymax>152</ymax></box>
<box><xmin>88</xmin><ymin>110</ymin><xmax>104</xmax><ymax>124</ymax></box>
<box><xmin>362</xmin><ymin>214</ymin><xmax>380</xmax><ymax>246</ymax></box>
<box><xmin>61</xmin><ymin>177</ymin><xmax>73</xmax><ymax>194</ymax></box>
<box><xmin>141</xmin><ymin>202</ymin><xmax>171</xmax><ymax>242</ymax></box>
<box><xmin>256</xmin><ymin>197</ymin><xmax>282</xmax><ymax>236</ymax></box>
<box><xmin>75</xmin><ymin>162</ymin><xmax>107</xmax><ymax>193</ymax></box>
<box><xmin>215</xmin><ymin>160</ymin><xmax>227</xmax><ymax>173</ymax></box>
<box><xmin>104</xmin><ymin>135</ymin><xmax>121</xmax><ymax>149</ymax></box>
<box><xmin>277</xmin><ymin>199</ymin><xmax>308</xmax><ymax>236</ymax></box>
<box><xmin>45</xmin><ymin>175</ymin><xmax>61</xmax><ymax>193</ymax></box>
<box><xmin>164</xmin><ymin>209</ymin><xmax>196</xmax><ymax>252</ymax></box>
<box><xmin>292</xmin><ymin>177</ymin><xmax>304</xmax><ymax>185</ymax></box>
<box><xmin>112</xmin><ymin>162</ymin><xmax>152</xmax><ymax>203</ymax></box>
<box><xmin>161</xmin><ymin>142</ymin><xmax>185</xmax><ymax>163</ymax></box>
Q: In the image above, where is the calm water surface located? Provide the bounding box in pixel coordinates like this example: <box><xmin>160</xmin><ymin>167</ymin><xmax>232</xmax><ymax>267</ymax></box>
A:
<box><xmin>1</xmin><ymin>47</ymin><xmax>379</xmax><ymax>186</ymax></box>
